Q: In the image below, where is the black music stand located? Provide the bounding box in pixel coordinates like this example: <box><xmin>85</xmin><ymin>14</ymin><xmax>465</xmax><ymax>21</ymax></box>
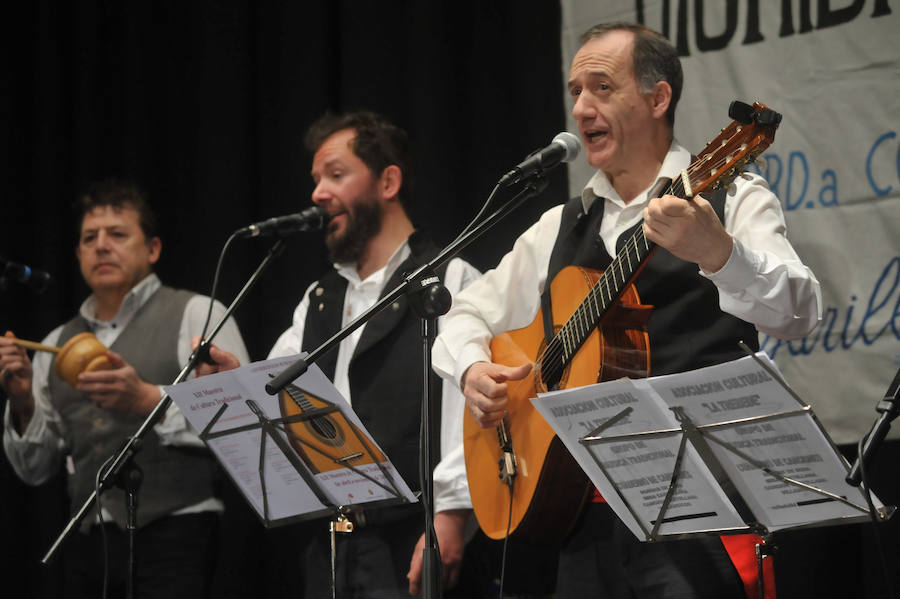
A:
<box><xmin>165</xmin><ymin>358</ymin><xmax>412</xmax><ymax>599</ymax></box>
<box><xmin>535</xmin><ymin>353</ymin><xmax>893</xmax><ymax>599</ymax></box>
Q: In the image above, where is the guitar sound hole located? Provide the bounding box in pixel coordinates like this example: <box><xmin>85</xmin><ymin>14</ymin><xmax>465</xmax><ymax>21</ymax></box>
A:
<box><xmin>537</xmin><ymin>336</ymin><xmax>569</xmax><ymax>392</ymax></box>
<box><xmin>536</xmin><ymin>355</ymin><xmax>569</xmax><ymax>394</ymax></box>
<box><xmin>544</xmin><ymin>364</ymin><xmax>561</xmax><ymax>389</ymax></box>
<box><xmin>311</xmin><ymin>417</ymin><xmax>338</xmax><ymax>439</ymax></box>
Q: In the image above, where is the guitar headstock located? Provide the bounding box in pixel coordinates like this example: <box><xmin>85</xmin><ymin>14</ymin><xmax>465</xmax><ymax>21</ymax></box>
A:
<box><xmin>685</xmin><ymin>101</ymin><xmax>781</xmax><ymax>196</ymax></box>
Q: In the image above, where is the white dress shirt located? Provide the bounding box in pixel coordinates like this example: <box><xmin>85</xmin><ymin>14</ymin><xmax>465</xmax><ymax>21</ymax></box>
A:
<box><xmin>268</xmin><ymin>239</ymin><xmax>481</xmax><ymax>513</ymax></box>
<box><xmin>3</xmin><ymin>273</ymin><xmax>250</xmax><ymax>515</ymax></box>
<box><xmin>433</xmin><ymin>140</ymin><xmax>822</xmax><ymax>388</ymax></box>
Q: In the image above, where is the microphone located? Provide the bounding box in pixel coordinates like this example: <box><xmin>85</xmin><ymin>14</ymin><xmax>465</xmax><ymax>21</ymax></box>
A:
<box><xmin>235</xmin><ymin>205</ymin><xmax>330</xmax><ymax>238</ymax></box>
<box><xmin>498</xmin><ymin>132</ymin><xmax>581</xmax><ymax>187</ymax></box>
<box><xmin>1</xmin><ymin>257</ymin><xmax>52</xmax><ymax>293</ymax></box>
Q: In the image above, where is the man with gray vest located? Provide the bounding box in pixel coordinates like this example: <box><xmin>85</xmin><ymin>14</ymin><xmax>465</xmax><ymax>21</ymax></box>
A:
<box><xmin>0</xmin><ymin>180</ymin><xmax>249</xmax><ymax>599</ymax></box>
<box><xmin>199</xmin><ymin>111</ymin><xmax>481</xmax><ymax>597</ymax></box>
<box><xmin>432</xmin><ymin>23</ymin><xmax>822</xmax><ymax>599</ymax></box>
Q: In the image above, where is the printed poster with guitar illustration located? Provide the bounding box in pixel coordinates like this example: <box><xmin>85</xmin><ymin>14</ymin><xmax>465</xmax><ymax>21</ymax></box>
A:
<box><xmin>165</xmin><ymin>354</ymin><xmax>416</xmax><ymax>526</ymax></box>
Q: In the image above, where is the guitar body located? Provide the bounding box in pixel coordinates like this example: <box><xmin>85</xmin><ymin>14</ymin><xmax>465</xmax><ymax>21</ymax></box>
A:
<box><xmin>279</xmin><ymin>387</ymin><xmax>386</xmax><ymax>475</ymax></box>
<box><xmin>465</xmin><ymin>265</ymin><xmax>651</xmax><ymax>542</ymax></box>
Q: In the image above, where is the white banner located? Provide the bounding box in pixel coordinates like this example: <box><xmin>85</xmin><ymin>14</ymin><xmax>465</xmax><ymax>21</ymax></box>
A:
<box><xmin>560</xmin><ymin>1</ymin><xmax>900</xmax><ymax>444</ymax></box>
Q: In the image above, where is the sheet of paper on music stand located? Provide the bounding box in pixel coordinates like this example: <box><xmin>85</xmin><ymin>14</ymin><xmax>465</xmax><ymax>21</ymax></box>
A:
<box><xmin>533</xmin><ymin>377</ymin><xmax>746</xmax><ymax>539</ymax></box>
<box><xmin>643</xmin><ymin>353</ymin><xmax>880</xmax><ymax>532</ymax></box>
<box><xmin>165</xmin><ymin>354</ymin><xmax>416</xmax><ymax>524</ymax></box>
<box><xmin>533</xmin><ymin>353</ymin><xmax>880</xmax><ymax>540</ymax></box>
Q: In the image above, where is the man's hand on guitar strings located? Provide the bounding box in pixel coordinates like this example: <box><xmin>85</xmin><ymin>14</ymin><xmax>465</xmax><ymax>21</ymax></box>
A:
<box><xmin>642</xmin><ymin>193</ymin><xmax>734</xmax><ymax>273</ymax></box>
<box><xmin>462</xmin><ymin>361</ymin><xmax>532</xmax><ymax>428</ymax></box>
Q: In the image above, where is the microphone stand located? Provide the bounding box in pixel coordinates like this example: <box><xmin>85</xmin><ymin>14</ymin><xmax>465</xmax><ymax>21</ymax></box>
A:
<box><xmin>41</xmin><ymin>238</ymin><xmax>288</xmax><ymax>579</ymax></box>
<box><xmin>265</xmin><ymin>176</ymin><xmax>550</xmax><ymax>599</ymax></box>
<box><xmin>846</xmin><ymin>364</ymin><xmax>900</xmax><ymax>487</ymax></box>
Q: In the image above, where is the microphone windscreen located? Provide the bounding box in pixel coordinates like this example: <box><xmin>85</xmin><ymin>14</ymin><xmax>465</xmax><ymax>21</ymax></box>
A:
<box><xmin>552</xmin><ymin>132</ymin><xmax>581</xmax><ymax>162</ymax></box>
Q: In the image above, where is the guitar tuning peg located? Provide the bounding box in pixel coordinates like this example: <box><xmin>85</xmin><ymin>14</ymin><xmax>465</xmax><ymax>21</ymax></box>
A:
<box><xmin>729</xmin><ymin>100</ymin><xmax>755</xmax><ymax>124</ymax></box>
<box><xmin>755</xmin><ymin>109</ymin><xmax>782</xmax><ymax>127</ymax></box>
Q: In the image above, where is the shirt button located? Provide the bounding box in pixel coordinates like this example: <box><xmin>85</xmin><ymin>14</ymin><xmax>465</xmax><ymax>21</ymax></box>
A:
<box><xmin>318</xmin><ymin>303</ymin><xmax>325</xmax><ymax>311</ymax></box>
<box><xmin>392</xmin><ymin>302</ymin><xmax>400</xmax><ymax>311</ymax></box>
<box><xmin>315</xmin><ymin>287</ymin><xmax>324</xmax><ymax>296</ymax></box>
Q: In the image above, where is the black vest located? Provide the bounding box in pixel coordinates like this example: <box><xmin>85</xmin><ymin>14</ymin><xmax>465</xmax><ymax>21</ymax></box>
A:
<box><xmin>543</xmin><ymin>190</ymin><xmax>758</xmax><ymax>378</ymax></box>
<box><xmin>47</xmin><ymin>285</ymin><xmax>217</xmax><ymax>530</ymax></box>
<box><xmin>301</xmin><ymin>233</ymin><xmax>447</xmax><ymax>508</ymax></box>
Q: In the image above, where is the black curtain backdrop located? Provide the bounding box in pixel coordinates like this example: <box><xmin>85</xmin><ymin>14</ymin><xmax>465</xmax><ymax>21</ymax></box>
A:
<box><xmin>1</xmin><ymin>2</ymin><xmax>567</xmax><ymax>597</ymax></box>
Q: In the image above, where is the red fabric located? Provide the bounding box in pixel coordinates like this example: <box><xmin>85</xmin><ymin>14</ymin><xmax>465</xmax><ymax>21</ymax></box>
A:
<box><xmin>720</xmin><ymin>534</ymin><xmax>776</xmax><ymax>599</ymax></box>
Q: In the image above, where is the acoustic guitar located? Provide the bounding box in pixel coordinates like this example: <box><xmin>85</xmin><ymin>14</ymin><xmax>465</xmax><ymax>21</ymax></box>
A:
<box><xmin>464</xmin><ymin>101</ymin><xmax>783</xmax><ymax>542</ymax></box>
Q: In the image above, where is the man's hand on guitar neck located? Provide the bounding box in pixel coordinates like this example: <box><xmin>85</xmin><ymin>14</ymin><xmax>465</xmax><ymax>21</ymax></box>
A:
<box><xmin>643</xmin><ymin>193</ymin><xmax>734</xmax><ymax>273</ymax></box>
<box><xmin>462</xmin><ymin>361</ymin><xmax>532</xmax><ymax>428</ymax></box>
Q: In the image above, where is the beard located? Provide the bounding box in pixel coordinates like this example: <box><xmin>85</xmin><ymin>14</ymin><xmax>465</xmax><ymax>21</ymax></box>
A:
<box><xmin>325</xmin><ymin>195</ymin><xmax>384</xmax><ymax>265</ymax></box>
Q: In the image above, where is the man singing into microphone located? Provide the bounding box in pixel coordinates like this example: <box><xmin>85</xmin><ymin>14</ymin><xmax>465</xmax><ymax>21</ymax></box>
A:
<box><xmin>198</xmin><ymin>111</ymin><xmax>481</xmax><ymax>597</ymax></box>
<box><xmin>433</xmin><ymin>22</ymin><xmax>821</xmax><ymax>598</ymax></box>
<box><xmin>0</xmin><ymin>180</ymin><xmax>250</xmax><ymax>599</ymax></box>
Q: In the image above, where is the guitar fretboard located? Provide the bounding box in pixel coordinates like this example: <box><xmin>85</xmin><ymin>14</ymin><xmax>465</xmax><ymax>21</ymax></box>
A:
<box><xmin>286</xmin><ymin>384</ymin><xmax>315</xmax><ymax>412</ymax></box>
<box><xmin>540</xmin><ymin>170</ymin><xmax>691</xmax><ymax>387</ymax></box>
<box><xmin>541</xmin><ymin>226</ymin><xmax>657</xmax><ymax>387</ymax></box>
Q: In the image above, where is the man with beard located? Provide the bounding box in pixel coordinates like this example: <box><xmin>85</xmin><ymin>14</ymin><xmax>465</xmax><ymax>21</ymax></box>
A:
<box><xmin>199</xmin><ymin>111</ymin><xmax>481</xmax><ymax>598</ymax></box>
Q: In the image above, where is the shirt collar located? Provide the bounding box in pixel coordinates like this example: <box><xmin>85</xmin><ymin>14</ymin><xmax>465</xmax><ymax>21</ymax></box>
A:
<box><xmin>580</xmin><ymin>139</ymin><xmax>692</xmax><ymax>213</ymax></box>
<box><xmin>334</xmin><ymin>238</ymin><xmax>412</xmax><ymax>289</ymax></box>
<box><xmin>79</xmin><ymin>273</ymin><xmax>161</xmax><ymax>326</ymax></box>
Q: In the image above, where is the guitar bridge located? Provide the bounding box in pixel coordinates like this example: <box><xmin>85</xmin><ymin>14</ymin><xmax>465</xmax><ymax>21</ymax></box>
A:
<box><xmin>498</xmin><ymin>451</ymin><xmax>517</xmax><ymax>488</ymax></box>
<box><xmin>335</xmin><ymin>452</ymin><xmax>363</xmax><ymax>464</ymax></box>
<box><xmin>496</xmin><ymin>421</ymin><xmax>517</xmax><ymax>488</ymax></box>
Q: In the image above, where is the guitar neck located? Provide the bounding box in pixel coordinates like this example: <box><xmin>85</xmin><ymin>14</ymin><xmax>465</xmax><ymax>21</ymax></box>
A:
<box><xmin>555</xmin><ymin>226</ymin><xmax>657</xmax><ymax>364</ymax></box>
<box><xmin>542</xmin><ymin>172</ymin><xmax>689</xmax><ymax>384</ymax></box>
<box><xmin>286</xmin><ymin>384</ymin><xmax>316</xmax><ymax>412</ymax></box>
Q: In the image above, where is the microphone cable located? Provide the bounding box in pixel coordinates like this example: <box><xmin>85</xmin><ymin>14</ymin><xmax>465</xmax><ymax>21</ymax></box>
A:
<box><xmin>197</xmin><ymin>231</ymin><xmax>240</xmax><ymax>352</ymax></box>
<box><xmin>498</xmin><ymin>481</ymin><xmax>516</xmax><ymax>599</ymax></box>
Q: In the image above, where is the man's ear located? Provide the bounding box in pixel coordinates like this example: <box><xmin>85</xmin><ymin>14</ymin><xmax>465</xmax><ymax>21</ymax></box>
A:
<box><xmin>147</xmin><ymin>237</ymin><xmax>162</xmax><ymax>266</ymax></box>
<box><xmin>648</xmin><ymin>80</ymin><xmax>672</xmax><ymax>121</ymax></box>
<box><xmin>378</xmin><ymin>165</ymin><xmax>403</xmax><ymax>201</ymax></box>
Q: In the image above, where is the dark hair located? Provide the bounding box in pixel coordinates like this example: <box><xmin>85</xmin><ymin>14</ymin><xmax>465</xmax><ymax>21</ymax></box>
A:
<box><xmin>304</xmin><ymin>111</ymin><xmax>413</xmax><ymax>214</ymax></box>
<box><xmin>579</xmin><ymin>22</ymin><xmax>683</xmax><ymax>127</ymax></box>
<box><xmin>75</xmin><ymin>179</ymin><xmax>158</xmax><ymax>241</ymax></box>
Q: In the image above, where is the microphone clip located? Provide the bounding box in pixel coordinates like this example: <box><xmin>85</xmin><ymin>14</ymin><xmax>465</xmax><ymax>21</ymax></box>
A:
<box><xmin>497</xmin><ymin>131</ymin><xmax>581</xmax><ymax>188</ymax></box>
